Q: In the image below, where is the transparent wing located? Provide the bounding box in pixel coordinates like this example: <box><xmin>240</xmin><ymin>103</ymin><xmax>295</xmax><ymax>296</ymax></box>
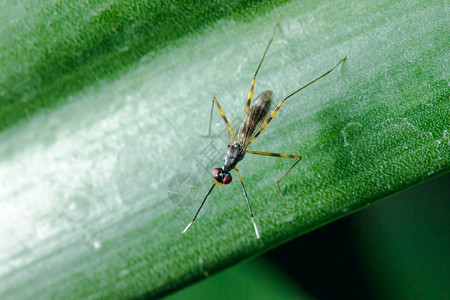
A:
<box><xmin>236</xmin><ymin>91</ymin><xmax>272</xmax><ymax>150</ymax></box>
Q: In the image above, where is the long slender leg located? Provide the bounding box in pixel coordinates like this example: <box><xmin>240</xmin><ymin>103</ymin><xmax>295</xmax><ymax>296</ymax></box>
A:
<box><xmin>181</xmin><ymin>184</ymin><xmax>216</xmax><ymax>234</ymax></box>
<box><xmin>206</xmin><ymin>97</ymin><xmax>237</xmax><ymax>142</ymax></box>
<box><xmin>244</xmin><ymin>24</ymin><xmax>278</xmax><ymax>116</ymax></box>
<box><xmin>246</xmin><ymin>150</ymin><xmax>302</xmax><ymax>195</ymax></box>
<box><xmin>206</xmin><ymin>96</ymin><xmax>215</xmax><ymax>136</ymax></box>
<box><xmin>234</xmin><ymin>167</ymin><xmax>260</xmax><ymax>239</ymax></box>
<box><xmin>250</xmin><ymin>56</ymin><xmax>347</xmax><ymax>143</ymax></box>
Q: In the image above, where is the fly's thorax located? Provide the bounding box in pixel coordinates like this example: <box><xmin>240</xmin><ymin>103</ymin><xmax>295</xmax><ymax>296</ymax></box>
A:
<box><xmin>223</xmin><ymin>143</ymin><xmax>245</xmax><ymax>172</ymax></box>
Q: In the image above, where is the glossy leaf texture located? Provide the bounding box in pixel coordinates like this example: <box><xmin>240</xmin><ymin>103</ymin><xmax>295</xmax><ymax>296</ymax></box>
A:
<box><xmin>0</xmin><ymin>0</ymin><xmax>448</xmax><ymax>299</ymax></box>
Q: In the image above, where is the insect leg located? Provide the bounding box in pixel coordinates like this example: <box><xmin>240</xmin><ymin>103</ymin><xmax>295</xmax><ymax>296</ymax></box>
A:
<box><xmin>234</xmin><ymin>167</ymin><xmax>260</xmax><ymax>239</ymax></box>
<box><xmin>250</xmin><ymin>56</ymin><xmax>347</xmax><ymax>143</ymax></box>
<box><xmin>181</xmin><ymin>184</ymin><xmax>216</xmax><ymax>234</ymax></box>
<box><xmin>246</xmin><ymin>150</ymin><xmax>302</xmax><ymax>195</ymax></box>
<box><xmin>206</xmin><ymin>97</ymin><xmax>237</xmax><ymax>142</ymax></box>
<box><xmin>244</xmin><ymin>24</ymin><xmax>278</xmax><ymax>116</ymax></box>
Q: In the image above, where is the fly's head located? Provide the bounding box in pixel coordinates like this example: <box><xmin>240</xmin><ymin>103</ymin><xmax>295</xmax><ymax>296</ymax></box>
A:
<box><xmin>212</xmin><ymin>168</ymin><xmax>232</xmax><ymax>188</ymax></box>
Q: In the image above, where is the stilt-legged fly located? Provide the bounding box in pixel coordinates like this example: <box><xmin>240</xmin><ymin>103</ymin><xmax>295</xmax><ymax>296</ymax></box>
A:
<box><xmin>182</xmin><ymin>26</ymin><xmax>347</xmax><ymax>238</ymax></box>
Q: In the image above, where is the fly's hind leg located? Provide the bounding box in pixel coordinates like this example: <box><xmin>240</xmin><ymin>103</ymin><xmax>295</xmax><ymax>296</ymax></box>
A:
<box><xmin>246</xmin><ymin>150</ymin><xmax>301</xmax><ymax>195</ymax></box>
<box><xmin>206</xmin><ymin>97</ymin><xmax>237</xmax><ymax>142</ymax></box>
<box><xmin>244</xmin><ymin>24</ymin><xmax>278</xmax><ymax>116</ymax></box>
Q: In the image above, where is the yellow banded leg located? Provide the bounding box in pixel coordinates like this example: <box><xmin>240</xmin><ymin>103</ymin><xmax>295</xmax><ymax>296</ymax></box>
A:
<box><xmin>246</xmin><ymin>150</ymin><xmax>302</xmax><ymax>195</ymax></box>
<box><xmin>250</xmin><ymin>56</ymin><xmax>347</xmax><ymax>143</ymax></box>
<box><xmin>206</xmin><ymin>97</ymin><xmax>237</xmax><ymax>142</ymax></box>
<box><xmin>244</xmin><ymin>77</ymin><xmax>256</xmax><ymax>116</ymax></box>
<box><xmin>244</xmin><ymin>24</ymin><xmax>278</xmax><ymax>116</ymax></box>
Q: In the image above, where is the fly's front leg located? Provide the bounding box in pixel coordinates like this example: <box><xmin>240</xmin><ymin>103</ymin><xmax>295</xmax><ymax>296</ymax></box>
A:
<box><xmin>234</xmin><ymin>167</ymin><xmax>260</xmax><ymax>239</ymax></box>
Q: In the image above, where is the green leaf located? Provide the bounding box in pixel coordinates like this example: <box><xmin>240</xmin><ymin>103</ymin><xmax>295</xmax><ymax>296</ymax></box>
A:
<box><xmin>0</xmin><ymin>0</ymin><xmax>448</xmax><ymax>299</ymax></box>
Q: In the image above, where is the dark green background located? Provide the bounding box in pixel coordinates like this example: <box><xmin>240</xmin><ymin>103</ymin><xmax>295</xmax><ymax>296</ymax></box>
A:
<box><xmin>0</xmin><ymin>0</ymin><xmax>448</xmax><ymax>298</ymax></box>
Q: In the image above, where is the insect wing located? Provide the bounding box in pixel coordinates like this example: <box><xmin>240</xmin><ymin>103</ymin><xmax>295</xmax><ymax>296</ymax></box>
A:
<box><xmin>237</xmin><ymin>90</ymin><xmax>272</xmax><ymax>149</ymax></box>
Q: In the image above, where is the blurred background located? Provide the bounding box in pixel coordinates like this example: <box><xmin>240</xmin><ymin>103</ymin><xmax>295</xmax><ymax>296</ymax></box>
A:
<box><xmin>166</xmin><ymin>172</ymin><xmax>449</xmax><ymax>299</ymax></box>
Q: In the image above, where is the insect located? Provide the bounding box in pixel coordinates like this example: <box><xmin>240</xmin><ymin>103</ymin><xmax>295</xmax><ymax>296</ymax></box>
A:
<box><xmin>182</xmin><ymin>26</ymin><xmax>347</xmax><ymax>239</ymax></box>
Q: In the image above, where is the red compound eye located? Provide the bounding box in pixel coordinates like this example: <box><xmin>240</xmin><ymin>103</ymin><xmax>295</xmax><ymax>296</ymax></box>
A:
<box><xmin>212</xmin><ymin>168</ymin><xmax>220</xmax><ymax>178</ymax></box>
<box><xmin>222</xmin><ymin>173</ymin><xmax>232</xmax><ymax>184</ymax></box>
